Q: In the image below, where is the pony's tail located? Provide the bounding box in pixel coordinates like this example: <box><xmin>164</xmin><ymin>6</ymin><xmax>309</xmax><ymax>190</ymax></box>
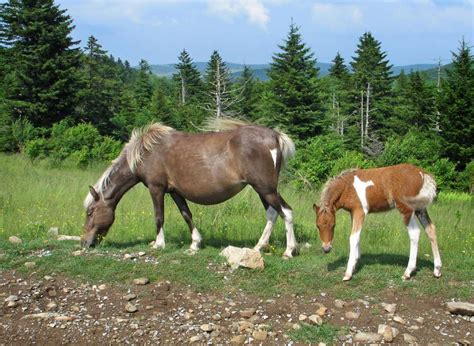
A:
<box><xmin>276</xmin><ymin>130</ymin><xmax>296</xmax><ymax>168</ymax></box>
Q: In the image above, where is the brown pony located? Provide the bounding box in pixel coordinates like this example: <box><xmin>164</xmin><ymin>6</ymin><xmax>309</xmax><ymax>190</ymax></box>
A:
<box><xmin>313</xmin><ymin>164</ymin><xmax>442</xmax><ymax>281</ymax></box>
<box><xmin>82</xmin><ymin>118</ymin><xmax>297</xmax><ymax>258</ymax></box>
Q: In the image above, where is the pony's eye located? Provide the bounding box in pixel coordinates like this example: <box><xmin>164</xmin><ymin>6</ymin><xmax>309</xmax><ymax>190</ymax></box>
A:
<box><xmin>87</xmin><ymin>210</ymin><xmax>93</xmax><ymax>216</ymax></box>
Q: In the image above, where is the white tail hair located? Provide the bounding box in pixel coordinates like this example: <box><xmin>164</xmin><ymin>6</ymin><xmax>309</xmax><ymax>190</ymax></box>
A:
<box><xmin>407</xmin><ymin>173</ymin><xmax>437</xmax><ymax>210</ymax></box>
<box><xmin>277</xmin><ymin>130</ymin><xmax>296</xmax><ymax>168</ymax></box>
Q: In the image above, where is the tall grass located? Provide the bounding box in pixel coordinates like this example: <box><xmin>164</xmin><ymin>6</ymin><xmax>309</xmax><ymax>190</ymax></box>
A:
<box><xmin>1</xmin><ymin>154</ymin><xmax>473</xmax><ymax>299</ymax></box>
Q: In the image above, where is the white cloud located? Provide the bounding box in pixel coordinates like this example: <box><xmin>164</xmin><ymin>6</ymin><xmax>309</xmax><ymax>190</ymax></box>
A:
<box><xmin>312</xmin><ymin>3</ymin><xmax>364</xmax><ymax>32</ymax></box>
<box><xmin>207</xmin><ymin>0</ymin><xmax>270</xmax><ymax>29</ymax></box>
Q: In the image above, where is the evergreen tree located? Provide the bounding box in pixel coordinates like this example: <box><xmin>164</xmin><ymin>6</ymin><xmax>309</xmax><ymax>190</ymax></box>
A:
<box><xmin>267</xmin><ymin>22</ymin><xmax>322</xmax><ymax>140</ymax></box>
<box><xmin>135</xmin><ymin>59</ymin><xmax>153</xmax><ymax>109</ymax></box>
<box><xmin>234</xmin><ymin>65</ymin><xmax>257</xmax><ymax>118</ymax></box>
<box><xmin>439</xmin><ymin>39</ymin><xmax>474</xmax><ymax>169</ymax></box>
<box><xmin>329</xmin><ymin>52</ymin><xmax>350</xmax><ymax>81</ymax></box>
<box><xmin>350</xmin><ymin>32</ymin><xmax>393</xmax><ymax>146</ymax></box>
<box><xmin>204</xmin><ymin>50</ymin><xmax>233</xmax><ymax>118</ymax></box>
<box><xmin>0</xmin><ymin>0</ymin><xmax>81</xmax><ymax>127</ymax></box>
<box><xmin>173</xmin><ymin>49</ymin><xmax>202</xmax><ymax>105</ymax></box>
<box><xmin>76</xmin><ymin>35</ymin><xmax>121</xmax><ymax>133</ymax></box>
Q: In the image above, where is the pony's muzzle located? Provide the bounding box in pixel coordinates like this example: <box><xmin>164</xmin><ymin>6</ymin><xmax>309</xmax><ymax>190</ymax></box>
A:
<box><xmin>322</xmin><ymin>245</ymin><xmax>332</xmax><ymax>254</ymax></box>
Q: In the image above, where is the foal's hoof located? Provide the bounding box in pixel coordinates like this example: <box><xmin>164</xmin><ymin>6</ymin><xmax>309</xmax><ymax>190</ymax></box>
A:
<box><xmin>433</xmin><ymin>270</ymin><xmax>442</xmax><ymax>278</ymax></box>
<box><xmin>402</xmin><ymin>273</ymin><xmax>412</xmax><ymax>281</ymax></box>
<box><xmin>342</xmin><ymin>274</ymin><xmax>352</xmax><ymax>281</ymax></box>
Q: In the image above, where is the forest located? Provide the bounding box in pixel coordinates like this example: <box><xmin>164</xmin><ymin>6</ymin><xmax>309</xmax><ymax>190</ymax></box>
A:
<box><xmin>0</xmin><ymin>0</ymin><xmax>473</xmax><ymax>192</ymax></box>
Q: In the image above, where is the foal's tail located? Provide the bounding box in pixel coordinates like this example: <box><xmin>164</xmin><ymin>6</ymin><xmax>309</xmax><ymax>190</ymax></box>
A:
<box><xmin>276</xmin><ymin>130</ymin><xmax>296</xmax><ymax>168</ymax></box>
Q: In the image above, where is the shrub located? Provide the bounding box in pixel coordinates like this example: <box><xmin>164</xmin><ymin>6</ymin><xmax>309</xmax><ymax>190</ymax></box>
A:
<box><xmin>24</xmin><ymin>138</ymin><xmax>50</xmax><ymax>161</ymax></box>
<box><xmin>92</xmin><ymin>136</ymin><xmax>123</xmax><ymax>161</ymax></box>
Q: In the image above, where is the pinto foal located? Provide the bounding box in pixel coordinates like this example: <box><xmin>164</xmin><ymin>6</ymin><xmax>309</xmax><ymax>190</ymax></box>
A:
<box><xmin>313</xmin><ymin>164</ymin><xmax>442</xmax><ymax>281</ymax></box>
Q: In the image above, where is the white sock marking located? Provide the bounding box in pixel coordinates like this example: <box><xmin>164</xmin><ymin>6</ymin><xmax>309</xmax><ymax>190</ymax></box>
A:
<box><xmin>270</xmin><ymin>148</ymin><xmax>278</xmax><ymax>168</ymax></box>
<box><xmin>154</xmin><ymin>227</ymin><xmax>165</xmax><ymax>249</ymax></box>
<box><xmin>255</xmin><ymin>207</ymin><xmax>278</xmax><ymax>250</ymax></box>
<box><xmin>405</xmin><ymin>213</ymin><xmax>420</xmax><ymax>277</ymax></box>
<box><xmin>282</xmin><ymin>206</ymin><xmax>296</xmax><ymax>257</ymax></box>
<box><xmin>346</xmin><ymin>229</ymin><xmax>361</xmax><ymax>277</ymax></box>
<box><xmin>353</xmin><ymin>176</ymin><xmax>374</xmax><ymax>215</ymax></box>
<box><xmin>190</xmin><ymin>227</ymin><xmax>202</xmax><ymax>251</ymax></box>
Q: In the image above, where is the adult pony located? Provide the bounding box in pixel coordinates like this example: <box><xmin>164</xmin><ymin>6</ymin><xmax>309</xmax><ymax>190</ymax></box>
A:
<box><xmin>313</xmin><ymin>164</ymin><xmax>442</xmax><ymax>281</ymax></box>
<box><xmin>82</xmin><ymin>118</ymin><xmax>297</xmax><ymax>258</ymax></box>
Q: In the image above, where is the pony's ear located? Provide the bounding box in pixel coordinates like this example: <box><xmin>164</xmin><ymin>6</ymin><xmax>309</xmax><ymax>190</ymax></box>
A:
<box><xmin>89</xmin><ymin>186</ymin><xmax>100</xmax><ymax>202</ymax></box>
<box><xmin>313</xmin><ymin>204</ymin><xmax>320</xmax><ymax>213</ymax></box>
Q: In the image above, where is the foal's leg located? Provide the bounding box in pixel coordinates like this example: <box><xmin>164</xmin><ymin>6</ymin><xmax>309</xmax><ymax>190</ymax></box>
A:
<box><xmin>149</xmin><ymin>185</ymin><xmax>166</xmax><ymax>249</ymax></box>
<box><xmin>416</xmin><ymin>209</ymin><xmax>442</xmax><ymax>278</ymax></box>
<box><xmin>171</xmin><ymin>193</ymin><xmax>202</xmax><ymax>252</ymax></box>
<box><xmin>254</xmin><ymin>196</ymin><xmax>278</xmax><ymax>252</ymax></box>
<box><xmin>398</xmin><ymin>204</ymin><xmax>421</xmax><ymax>280</ymax></box>
<box><xmin>344</xmin><ymin>209</ymin><xmax>365</xmax><ymax>281</ymax></box>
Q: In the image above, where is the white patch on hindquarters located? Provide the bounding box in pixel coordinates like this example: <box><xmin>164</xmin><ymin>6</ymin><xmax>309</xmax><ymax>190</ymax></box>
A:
<box><xmin>353</xmin><ymin>176</ymin><xmax>374</xmax><ymax>215</ymax></box>
<box><xmin>270</xmin><ymin>148</ymin><xmax>278</xmax><ymax>168</ymax></box>
<box><xmin>408</xmin><ymin>173</ymin><xmax>437</xmax><ymax>210</ymax></box>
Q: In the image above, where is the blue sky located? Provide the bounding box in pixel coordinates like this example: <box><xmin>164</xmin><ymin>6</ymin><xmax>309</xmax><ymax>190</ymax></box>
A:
<box><xmin>56</xmin><ymin>0</ymin><xmax>473</xmax><ymax>66</ymax></box>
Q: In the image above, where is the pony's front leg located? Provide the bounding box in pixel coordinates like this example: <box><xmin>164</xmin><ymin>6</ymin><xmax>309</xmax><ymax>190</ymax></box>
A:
<box><xmin>344</xmin><ymin>210</ymin><xmax>365</xmax><ymax>281</ymax></box>
<box><xmin>171</xmin><ymin>193</ymin><xmax>202</xmax><ymax>253</ymax></box>
<box><xmin>150</xmin><ymin>186</ymin><xmax>166</xmax><ymax>249</ymax></box>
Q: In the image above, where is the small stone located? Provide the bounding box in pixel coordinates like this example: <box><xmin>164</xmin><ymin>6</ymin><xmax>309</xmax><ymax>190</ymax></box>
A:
<box><xmin>334</xmin><ymin>299</ymin><xmax>345</xmax><ymax>308</ymax></box>
<box><xmin>72</xmin><ymin>250</ymin><xmax>83</xmax><ymax>256</ymax></box>
<box><xmin>57</xmin><ymin>235</ymin><xmax>81</xmax><ymax>241</ymax></box>
<box><xmin>123</xmin><ymin>293</ymin><xmax>137</xmax><ymax>301</ymax></box>
<box><xmin>54</xmin><ymin>315</ymin><xmax>75</xmax><ymax>322</ymax></box>
<box><xmin>408</xmin><ymin>325</ymin><xmax>420</xmax><ymax>331</ymax></box>
<box><xmin>298</xmin><ymin>314</ymin><xmax>307</xmax><ymax>321</ymax></box>
<box><xmin>415</xmin><ymin>317</ymin><xmax>424</xmax><ymax>324</ymax></box>
<box><xmin>48</xmin><ymin>227</ymin><xmax>59</xmax><ymax>237</ymax></box>
<box><xmin>47</xmin><ymin>289</ymin><xmax>57</xmax><ymax>297</ymax></box>
<box><xmin>383</xmin><ymin>325</ymin><xmax>393</xmax><ymax>342</ymax></box>
<box><xmin>133</xmin><ymin>278</ymin><xmax>149</xmax><ymax>285</ymax></box>
<box><xmin>292</xmin><ymin>323</ymin><xmax>301</xmax><ymax>330</ymax></box>
<box><xmin>125</xmin><ymin>303</ymin><xmax>138</xmax><ymax>313</ymax></box>
<box><xmin>7</xmin><ymin>301</ymin><xmax>18</xmax><ymax>308</ymax></box>
<box><xmin>345</xmin><ymin>311</ymin><xmax>360</xmax><ymax>320</ymax></box>
<box><xmin>200</xmin><ymin>323</ymin><xmax>214</xmax><ymax>332</ymax></box>
<box><xmin>252</xmin><ymin>330</ymin><xmax>267</xmax><ymax>341</ymax></box>
<box><xmin>381</xmin><ymin>303</ymin><xmax>397</xmax><ymax>314</ymax></box>
<box><xmin>239</xmin><ymin>308</ymin><xmax>256</xmax><ymax>318</ymax></box>
<box><xmin>354</xmin><ymin>332</ymin><xmax>383</xmax><ymax>343</ymax></box>
<box><xmin>316</xmin><ymin>306</ymin><xmax>327</xmax><ymax>316</ymax></box>
<box><xmin>138</xmin><ymin>251</ymin><xmax>146</xmax><ymax>257</ymax></box>
<box><xmin>238</xmin><ymin>321</ymin><xmax>254</xmax><ymax>331</ymax></box>
<box><xmin>377</xmin><ymin>324</ymin><xmax>399</xmax><ymax>338</ymax></box>
<box><xmin>98</xmin><ymin>284</ymin><xmax>107</xmax><ymax>290</ymax></box>
<box><xmin>44</xmin><ymin>275</ymin><xmax>54</xmax><ymax>281</ymax></box>
<box><xmin>24</xmin><ymin>262</ymin><xmax>36</xmax><ymax>268</ymax></box>
<box><xmin>145</xmin><ymin>305</ymin><xmax>154</xmax><ymax>310</ymax></box>
<box><xmin>47</xmin><ymin>302</ymin><xmax>57</xmax><ymax>310</ymax></box>
<box><xmin>212</xmin><ymin>314</ymin><xmax>221</xmax><ymax>321</ymax></box>
<box><xmin>183</xmin><ymin>312</ymin><xmax>194</xmax><ymax>320</ymax></box>
<box><xmin>230</xmin><ymin>335</ymin><xmax>246</xmax><ymax>344</ymax></box>
<box><xmin>403</xmin><ymin>333</ymin><xmax>417</xmax><ymax>343</ymax></box>
<box><xmin>5</xmin><ymin>295</ymin><xmax>19</xmax><ymax>302</ymax></box>
<box><xmin>189</xmin><ymin>335</ymin><xmax>203</xmax><ymax>343</ymax></box>
<box><xmin>308</xmin><ymin>314</ymin><xmax>323</xmax><ymax>325</ymax></box>
<box><xmin>393</xmin><ymin>315</ymin><xmax>406</xmax><ymax>325</ymax></box>
<box><xmin>8</xmin><ymin>236</ymin><xmax>22</xmax><ymax>244</ymax></box>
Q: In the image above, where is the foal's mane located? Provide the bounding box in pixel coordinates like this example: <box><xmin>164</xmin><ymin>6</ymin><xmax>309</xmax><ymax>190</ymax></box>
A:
<box><xmin>84</xmin><ymin>122</ymin><xmax>174</xmax><ymax>209</ymax></box>
<box><xmin>319</xmin><ymin>169</ymin><xmax>357</xmax><ymax>211</ymax></box>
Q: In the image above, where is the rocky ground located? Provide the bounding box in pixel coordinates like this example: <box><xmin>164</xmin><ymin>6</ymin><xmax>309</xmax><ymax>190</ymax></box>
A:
<box><xmin>1</xmin><ymin>263</ymin><xmax>473</xmax><ymax>345</ymax></box>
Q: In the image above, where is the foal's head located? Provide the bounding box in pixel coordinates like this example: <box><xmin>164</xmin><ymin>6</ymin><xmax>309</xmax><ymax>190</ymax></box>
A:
<box><xmin>313</xmin><ymin>204</ymin><xmax>336</xmax><ymax>253</ymax></box>
<box><xmin>82</xmin><ymin>186</ymin><xmax>115</xmax><ymax>248</ymax></box>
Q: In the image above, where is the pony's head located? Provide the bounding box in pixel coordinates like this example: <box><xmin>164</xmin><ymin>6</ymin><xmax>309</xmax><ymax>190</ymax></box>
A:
<box><xmin>313</xmin><ymin>204</ymin><xmax>335</xmax><ymax>253</ymax></box>
<box><xmin>82</xmin><ymin>186</ymin><xmax>115</xmax><ymax>248</ymax></box>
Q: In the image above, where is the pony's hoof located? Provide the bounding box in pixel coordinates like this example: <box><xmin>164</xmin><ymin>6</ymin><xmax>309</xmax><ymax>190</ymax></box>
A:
<box><xmin>342</xmin><ymin>274</ymin><xmax>352</xmax><ymax>281</ymax></box>
<box><xmin>402</xmin><ymin>273</ymin><xmax>411</xmax><ymax>280</ymax></box>
<box><xmin>433</xmin><ymin>270</ymin><xmax>442</xmax><ymax>278</ymax></box>
<box><xmin>282</xmin><ymin>254</ymin><xmax>292</xmax><ymax>260</ymax></box>
<box><xmin>151</xmin><ymin>241</ymin><xmax>165</xmax><ymax>250</ymax></box>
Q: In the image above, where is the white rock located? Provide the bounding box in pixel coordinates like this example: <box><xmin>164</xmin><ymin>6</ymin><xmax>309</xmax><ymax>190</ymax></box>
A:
<box><xmin>47</xmin><ymin>302</ymin><xmax>57</xmax><ymax>310</ymax></box>
<box><xmin>230</xmin><ymin>335</ymin><xmax>246</xmax><ymax>344</ymax></box>
<box><xmin>334</xmin><ymin>299</ymin><xmax>345</xmax><ymax>308</ymax></box>
<box><xmin>377</xmin><ymin>324</ymin><xmax>399</xmax><ymax>338</ymax></box>
<box><xmin>403</xmin><ymin>333</ymin><xmax>418</xmax><ymax>343</ymax></box>
<box><xmin>345</xmin><ymin>311</ymin><xmax>360</xmax><ymax>320</ymax></box>
<box><xmin>125</xmin><ymin>303</ymin><xmax>138</xmax><ymax>313</ymax></box>
<box><xmin>5</xmin><ymin>295</ymin><xmax>19</xmax><ymax>302</ymax></box>
<box><xmin>123</xmin><ymin>293</ymin><xmax>137</xmax><ymax>301</ymax></box>
<box><xmin>8</xmin><ymin>236</ymin><xmax>22</xmax><ymax>244</ymax></box>
<box><xmin>189</xmin><ymin>335</ymin><xmax>203</xmax><ymax>343</ymax></box>
<box><xmin>415</xmin><ymin>317</ymin><xmax>424</xmax><ymax>324</ymax></box>
<box><xmin>200</xmin><ymin>323</ymin><xmax>214</xmax><ymax>332</ymax></box>
<box><xmin>446</xmin><ymin>302</ymin><xmax>474</xmax><ymax>316</ymax></box>
<box><xmin>220</xmin><ymin>246</ymin><xmax>264</xmax><ymax>269</ymax></box>
<box><xmin>57</xmin><ymin>235</ymin><xmax>81</xmax><ymax>241</ymax></box>
<box><xmin>381</xmin><ymin>303</ymin><xmax>397</xmax><ymax>313</ymax></box>
<box><xmin>252</xmin><ymin>330</ymin><xmax>267</xmax><ymax>341</ymax></box>
<box><xmin>299</xmin><ymin>314</ymin><xmax>307</xmax><ymax>321</ymax></box>
<box><xmin>48</xmin><ymin>227</ymin><xmax>59</xmax><ymax>237</ymax></box>
<box><xmin>354</xmin><ymin>332</ymin><xmax>382</xmax><ymax>343</ymax></box>
<box><xmin>308</xmin><ymin>314</ymin><xmax>323</xmax><ymax>325</ymax></box>
<box><xmin>393</xmin><ymin>315</ymin><xmax>406</xmax><ymax>324</ymax></box>
<box><xmin>133</xmin><ymin>277</ymin><xmax>149</xmax><ymax>285</ymax></box>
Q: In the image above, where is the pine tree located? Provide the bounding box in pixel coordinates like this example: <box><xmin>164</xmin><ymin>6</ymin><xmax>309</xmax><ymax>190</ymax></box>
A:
<box><xmin>350</xmin><ymin>32</ymin><xmax>393</xmax><ymax>147</ymax></box>
<box><xmin>173</xmin><ymin>49</ymin><xmax>202</xmax><ymax>105</ymax></box>
<box><xmin>204</xmin><ymin>50</ymin><xmax>234</xmax><ymax>118</ymax></box>
<box><xmin>0</xmin><ymin>0</ymin><xmax>81</xmax><ymax>127</ymax></box>
<box><xmin>135</xmin><ymin>59</ymin><xmax>153</xmax><ymax>109</ymax></box>
<box><xmin>267</xmin><ymin>22</ymin><xmax>322</xmax><ymax>140</ymax></box>
<box><xmin>327</xmin><ymin>53</ymin><xmax>351</xmax><ymax>136</ymax></box>
<box><xmin>439</xmin><ymin>39</ymin><xmax>474</xmax><ymax>169</ymax></box>
<box><xmin>76</xmin><ymin>36</ymin><xmax>121</xmax><ymax>133</ymax></box>
<box><xmin>329</xmin><ymin>52</ymin><xmax>350</xmax><ymax>81</ymax></box>
<box><xmin>234</xmin><ymin>65</ymin><xmax>257</xmax><ymax>118</ymax></box>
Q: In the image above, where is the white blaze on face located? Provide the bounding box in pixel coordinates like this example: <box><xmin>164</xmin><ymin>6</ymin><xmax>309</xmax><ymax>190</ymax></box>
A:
<box><xmin>353</xmin><ymin>175</ymin><xmax>374</xmax><ymax>215</ymax></box>
<box><xmin>270</xmin><ymin>148</ymin><xmax>278</xmax><ymax>168</ymax></box>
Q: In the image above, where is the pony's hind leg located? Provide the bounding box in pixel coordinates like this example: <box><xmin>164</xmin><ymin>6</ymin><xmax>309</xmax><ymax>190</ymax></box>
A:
<box><xmin>149</xmin><ymin>185</ymin><xmax>166</xmax><ymax>249</ymax></box>
<box><xmin>398</xmin><ymin>204</ymin><xmax>421</xmax><ymax>280</ymax></box>
<box><xmin>416</xmin><ymin>209</ymin><xmax>442</xmax><ymax>278</ymax></box>
<box><xmin>254</xmin><ymin>196</ymin><xmax>278</xmax><ymax>252</ymax></box>
<box><xmin>254</xmin><ymin>190</ymin><xmax>296</xmax><ymax>258</ymax></box>
<box><xmin>171</xmin><ymin>193</ymin><xmax>202</xmax><ymax>252</ymax></box>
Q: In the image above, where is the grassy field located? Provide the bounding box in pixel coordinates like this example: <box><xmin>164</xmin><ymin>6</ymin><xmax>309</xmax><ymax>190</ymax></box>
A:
<box><xmin>1</xmin><ymin>154</ymin><xmax>473</xmax><ymax>300</ymax></box>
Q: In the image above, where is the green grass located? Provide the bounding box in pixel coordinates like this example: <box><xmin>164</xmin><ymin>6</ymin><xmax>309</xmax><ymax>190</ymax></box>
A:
<box><xmin>1</xmin><ymin>153</ymin><xmax>473</xmax><ymax>300</ymax></box>
<box><xmin>289</xmin><ymin>323</ymin><xmax>341</xmax><ymax>343</ymax></box>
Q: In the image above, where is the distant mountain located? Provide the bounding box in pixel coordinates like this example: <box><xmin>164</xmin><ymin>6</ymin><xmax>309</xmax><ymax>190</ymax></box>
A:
<box><xmin>149</xmin><ymin>62</ymin><xmax>444</xmax><ymax>81</ymax></box>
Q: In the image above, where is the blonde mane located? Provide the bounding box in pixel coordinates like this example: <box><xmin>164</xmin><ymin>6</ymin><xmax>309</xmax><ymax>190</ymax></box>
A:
<box><xmin>203</xmin><ymin>116</ymin><xmax>250</xmax><ymax>132</ymax></box>
<box><xmin>319</xmin><ymin>169</ymin><xmax>357</xmax><ymax>210</ymax></box>
<box><xmin>125</xmin><ymin>123</ymin><xmax>174</xmax><ymax>173</ymax></box>
<box><xmin>84</xmin><ymin>122</ymin><xmax>174</xmax><ymax>209</ymax></box>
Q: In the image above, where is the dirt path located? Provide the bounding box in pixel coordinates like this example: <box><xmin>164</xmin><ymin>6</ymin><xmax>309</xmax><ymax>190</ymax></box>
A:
<box><xmin>1</xmin><ymin>270</ymin><xmax>472</xmax><ymax>344</ymax></box>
